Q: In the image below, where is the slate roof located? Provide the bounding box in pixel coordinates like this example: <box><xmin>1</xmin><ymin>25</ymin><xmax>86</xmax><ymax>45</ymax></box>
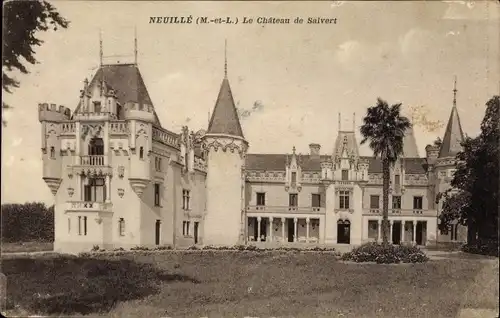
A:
<box><xmin>245</xmin><ymin>154</ymin><xmax>427</xmax><ymax>174</ymax></box>
<box><xmin>73</xmin><ymin>63</ymin><xmax>161</xmax><ymax>126</ymax></box>
<box><xmin>207</xmin><ymin>77</ymin><xmax>245</xmax><ymax>138</ymax></box>
<box><xmin>402</xmin><ymin>126</ymin><xmax>419</xmax><ymax>157</ymax></box>
<box><xmin>438</xmin><ymin>106</ymin><xmax>464</xmax><ymax>158</ymax></box>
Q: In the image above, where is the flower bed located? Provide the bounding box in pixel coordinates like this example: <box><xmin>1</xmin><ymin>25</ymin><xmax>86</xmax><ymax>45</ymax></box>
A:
<box><xmin>341</xmin><ymin>242</ymin><xmax>429</xmax><ymax>264</ymax></box>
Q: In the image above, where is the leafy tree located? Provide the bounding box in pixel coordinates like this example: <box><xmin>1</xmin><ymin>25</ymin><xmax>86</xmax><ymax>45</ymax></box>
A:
<box><xmin>2</xmin><ymin>0</ymin><xmax>69</xmax><ymax>125</ymax></box>
<box><xmin>437</xmin><ymin>96</ymin><xmax>499</xmax><ymax>243</ymax></box>
<box><xmin>360</xmin><ymin>98</ymin><xmax>412</xmax><ymax>244</ymax></box>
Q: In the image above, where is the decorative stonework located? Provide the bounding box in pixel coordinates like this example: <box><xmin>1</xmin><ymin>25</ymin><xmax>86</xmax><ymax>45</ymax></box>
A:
<box><xmin>43</xmin><ymin>177</ymin><xmax>62</xmax><ymax>196</ymax></box>
<box><xmin>67</xmin><ymin>165</ymin><xmax>73</xmax><ymax>179</ymax></box>
<box><xmin>95</xmin><ymin>217</ymin><xmax>103</xmax><ymax>224</ymax></box>
<box><xmin>117</xmin><ymin>188</ymin><xmax>124</xmax><ymax>198</ymax></box>
<box><xmin>129</xmin><ymin>178</ymin><xmax>150</xmax><ymax>197</ymax></box>
<box><xmin>81</xmin><ymin>124</ymin><xmax>103</xmax><ymax>140</ymax></box>
<box><xmin>203</xmin><ymin>135</ymin><xmax>248</xmax><ymax>158</ymax></box>
<box><xmin>67</xmin><ymin>187</ymin><xmax>74</xmax><ymax>197</ymax></box>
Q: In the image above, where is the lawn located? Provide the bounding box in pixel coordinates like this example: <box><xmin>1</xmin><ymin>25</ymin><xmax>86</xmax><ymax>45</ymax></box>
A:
<box><xmin>2</xmin><ymin>251</ymin><xmax>498</xmax><ymax>317</ymax></box>
<box><xmin>2</xmin><ymin>241</ymin><xmax>53</xmax><ymax>253</ymax></box>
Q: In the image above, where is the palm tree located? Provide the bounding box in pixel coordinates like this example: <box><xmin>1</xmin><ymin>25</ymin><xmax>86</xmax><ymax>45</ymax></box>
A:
<box><xmin>360</xmin><ymin>98</ymin><xmax>411</xmax><ymax>245</ymax></box>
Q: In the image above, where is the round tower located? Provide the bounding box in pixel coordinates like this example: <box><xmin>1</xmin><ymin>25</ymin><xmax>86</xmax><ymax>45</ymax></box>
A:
<box><xmin>202</xmin><ymin>51</ymin><xmax>248</xmax><ymax>246</ymax></box>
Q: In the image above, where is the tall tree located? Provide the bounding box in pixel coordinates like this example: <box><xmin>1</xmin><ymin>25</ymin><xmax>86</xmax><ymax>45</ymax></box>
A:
<box><xmin>2</xmin><ymin>0</ymin><xmax>69</xmax><ymax>126</ymax></box>
<box><xmin>438</xmin><ymin>95</ymin><xmax>499</xmax><ymax>243</ymax></box>
<box><xmin>360</xmin><ymin>98</ymin><xmax>412</xmax><ymax>244</ymax></box>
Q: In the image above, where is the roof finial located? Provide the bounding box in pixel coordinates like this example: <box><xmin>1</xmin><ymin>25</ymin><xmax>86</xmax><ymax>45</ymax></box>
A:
<box><xmin>292</xmin><ymin>146</ymin><xmax>296</xmax><ymax>155</ymax></box>
<box><xmin>224</xmin><ymin>39</ymin><xmax>228</xmax><ymax>78</ymax></box>
<box><xmin>453</xmin><ymin>75</ymin><xmax>457</xmax><ymax>109</ymax></box>
<box><xmin>353</xmin><ymin>112</ymin><xmax>355</xmax><ymax>131</ymax></box>
<box><xmin>99</xmin><ymin>29</ymin><xmax>103</xmax><ymax>67</ymax></box>
<box><xmin>338</xmin><ymin>113</ymin><xmax>341</xmax><ymax>131</ymax></box>
<box><xmin>134</xmin><ymin>26</ymin><xmax>138</xmax><ymax>65</ymax></box>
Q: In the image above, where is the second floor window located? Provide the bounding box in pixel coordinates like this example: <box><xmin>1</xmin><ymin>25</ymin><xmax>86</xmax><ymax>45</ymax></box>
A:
<box><xmin>155</xmin><ymin>157</ymin><xmax>162</xmax><ymax>171</ymax></box>
<box><xmin>84</xmin><ymin>178</ymin><xmax>106</xmax><ymax>202</ymax></box>
<box><xmin>394</xmin><ymin>174</ymin><xmax>401</xmax><ymax>186</ymax></box>
<box><xmin>341</xmin><ymin>169</ymin><xmax>349</xmax><ymax>181</ymax></box>
<box><xmin>182</xmin><ymin>190</ymin><xmax>190</xmax><ymax>210</ymax></box>
<box><xmin>256</xmin><ymin>192</ymin><xmax>266</xmax><ymax>206</ymax></box>
<box><xmin>311</xmin><ymin>194</ymin><xmax>321</xmax><ymax>208</ymax></box>
<box><xmin>370</xmin><ymin>195</ymin><xmax>379</xmax><ymax>209</ymax></box>
<box><xmin>413</xmin><ymin>196</ymin><xmax>423</xmax><ymax>210</ymax></box>
<box><xmin>339</xmin><ymin>190</ymin><xmax>350</xmax><ymax>209</ymax></box>
<box><xmin>154</xmin><ymin>183</ymin><xmax>160</xmax><ymax>206</ymax></box>
<box><xmin>289</xmin><ymin>193</ymin><xmax>298</xmax><ymax>207</ymax></box>
<box><xmin>392</xmin><ymin>196</ymin><xmax>402</xmax><ymax>209</ymax></box>
<box><xmin>88</xmin><ymin>138</ymin><xmax>104</xmax><ymax>156</ymax></box>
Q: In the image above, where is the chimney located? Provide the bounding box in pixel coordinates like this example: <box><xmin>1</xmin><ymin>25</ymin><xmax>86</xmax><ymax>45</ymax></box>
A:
<box><xmin>425</xmin><ymin>144</ymin><xmax>440</xmax><ymax>165</ymax></box>
<box><xmin>309</xmin><ymin>143</ymin><xmax>321</xmax><ymax>158</ymax></box>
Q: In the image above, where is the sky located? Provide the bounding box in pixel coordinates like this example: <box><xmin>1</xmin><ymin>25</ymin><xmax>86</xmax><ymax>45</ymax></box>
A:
<box><xmin>2</xmin><ymin>1</ymin><xmax>499</xmax><ymax>204</ymax></box>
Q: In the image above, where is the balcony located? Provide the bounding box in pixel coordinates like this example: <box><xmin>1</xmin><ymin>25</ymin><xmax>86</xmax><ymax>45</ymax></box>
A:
<box><xmin>246</xmin><ymin>205</ymin><xmax>325</xmax><ymax>215</ymax></box>
<box><xmin>80</xmin><ymin>155</ymin><xmax>105</xmax><ymax>166</ymax></box>
<box><xmin>67</xmin><ymin>201</ymin><xmax>113</xmax><ymax>213</ymax></box>
<box><xmin>363</xmin><ymin>208</ymin><xmax>436</xmax><ymax>217</ymax></box>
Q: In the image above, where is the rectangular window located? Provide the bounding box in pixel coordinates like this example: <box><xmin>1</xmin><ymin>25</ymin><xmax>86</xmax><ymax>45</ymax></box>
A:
<box><xmin>93</xmin><ymin>101</ymin><xmax>101</xmax><ymax>113</ymax></box>
<box><xmin>78</xmin><ymin>216</ymin><xmax>82</xmax><ymax>236</ymax></box>
<box><xmin>84</xmin><ymin>178</ymin><xmax>106</xmax><ymax>202</ymax></box>
<box><xmin>413</xmin><ymin>196</ymin><xmax>423</xmax><ymax>210</ymax></box>
<box><xmin>182</xmin><ymin>190</ymin><xmax>191</xmax><ymax>210</ymax></box>
<box><xmin>186</xmin><ymin>221</ymin><xmax>190</xmax><ymax>236</ymax></box>
<box><xmin>394</xmin><ymin>174</ymin><xmax>400</xmax><ymax>186</ymax></box>
<box><xmin>392</xmin><ymin>196</ymin><xmax>402</xmax><ymax>209</ymax></box>
<box><xmin>370</xmin><ymin>195</ymin><xmax>380</xmax><ymax>209</ymax></box>
<box><xmin>154</xmin><ymin>183</ymin><xmax>160</xmax><ymax>206</ymax></box>
<box><xmin>311</xmin><ymin>194</ymin><xmax>321</xmax><ymax>208</ymax></box>
<box><xmin>256</xmin><ymin>192</ymin><xmax>266</xmax><ymax>206</ymax></box>
<box><xmin>182</xmin><ymin>221</ymin><xmax>187</xmax><ymax>236</ymax></box>
<box><xmin>68</xmin><ymin>217</ymin><xmax>71</xmax><ymax>234</ymax></box>
<box><xmin>291</xmin><ymin>172</ymin><xmax>297</xmax><ymax>184</ymax></box>
<box><xmin>83</xmin><ymin>216</ymin><xmax>87</xmax><ymax>236</ymax></box>
<box><xmin>289</xmin><ymin>193</ymin><xmax>298</xmax><ymax>207</ymax></box>
<box><xmin>341</xmin><ymin>169</ymin><xmax>349</xmax><ymax>181</ymax></box>
<box><xmin>119</xmin><ymin>218</ymin><xmax>125</xmax><ymax>236</ymax></box>
<box><xmin>339</xmin><ymin>191</ymin><xmax>350</xmax><ymax>209</ymax></box>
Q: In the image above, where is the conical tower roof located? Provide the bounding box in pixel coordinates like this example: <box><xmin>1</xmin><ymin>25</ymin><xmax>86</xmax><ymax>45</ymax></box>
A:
<box><xmin>438</xmin><ymin>78</ymin><xmax>465</xmax><ymax>158</ymax></box>
<box><xmin>402</xmin><ymin>125</ymin><xmax>420</xmax><ymax>157</ymax></box>
<box><xmin>207</xmin><ymin>41</ymin><xmax>245</xmax><ymax>139</ymax></box>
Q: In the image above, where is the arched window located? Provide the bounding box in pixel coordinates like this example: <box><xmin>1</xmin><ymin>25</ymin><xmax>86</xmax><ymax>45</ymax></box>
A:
<box><xmin>139</xmin><ymin>147</ymin><xmax>144</xmax><ymax>159</ymax></box>
<box><xmin>50</xmin><ymin>147</ymin><xmax>55</xmax><ymax>159</ymax></box>
<box><xmin>88</xmin><ymin>138</ymin><xmax>104</xmax><ymax>156</ymax></box>
<box><xmin>119</xmin><ymin>218</ymin><xmax>125</xmax><ymax>236</ymax></box>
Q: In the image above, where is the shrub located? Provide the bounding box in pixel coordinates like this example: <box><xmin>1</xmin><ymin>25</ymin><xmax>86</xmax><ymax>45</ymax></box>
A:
<box><xmin>462</xmin><ymin>239</ymin><xmax>499</xmax><ymax>257</ymax></box>
<box><xmin>1</xmin><ymin>202</ymin><xmax>54</xmax><ymax>242</ymax></box>
<box><xmin>91</xmin><ymin>245</ymin><xmax>100</xmax><ymax>252</ymax></box>
<box><xmin>342</xmin><ymin>243</ymin><xmax>429</xmax><ymax>264</ymax></box>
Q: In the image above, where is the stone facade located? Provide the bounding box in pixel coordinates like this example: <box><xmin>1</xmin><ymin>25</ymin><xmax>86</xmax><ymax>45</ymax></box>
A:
<box><xmin>39</xmin><ymin>62</ymin><xmax>466</xmax><ymax>253</ymax></box>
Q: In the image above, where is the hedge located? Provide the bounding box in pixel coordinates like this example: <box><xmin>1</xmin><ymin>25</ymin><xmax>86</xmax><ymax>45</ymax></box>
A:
<box><xmin>1</xmin><ymin>202</ymin><xmax>54</xmax><ymax>242</ymax></box>
<box><xmin>341</xmin><ymin>242</ymin><xmax>429</xmax><ymax>264</ymax></box>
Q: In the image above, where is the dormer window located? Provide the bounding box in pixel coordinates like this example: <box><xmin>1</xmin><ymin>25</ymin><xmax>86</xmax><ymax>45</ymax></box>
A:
<box><xmin>50</xmin><ymin>147</ymin><xmax>55</xmax><ymax>159</ymax></box>
<box><xmin>139</xmin><ymin>147</ymin><xmax>144</xmax><ymax>159</ymax></box>
<box><xmin>341</xmin><ymin>169</ymin><xmax>349</xmax><ymax>181</ymax></box>
<box><xmin>291</xmin><ymin>172</ymin><xmax>297</xmax><ymax>185</ymax></box>
<box><xmin>93</xmin><ymin>101</ymin><xmax>102</xmax><ymax>113</ymax></box>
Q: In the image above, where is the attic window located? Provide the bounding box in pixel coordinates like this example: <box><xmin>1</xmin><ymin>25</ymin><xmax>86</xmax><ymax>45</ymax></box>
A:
<box><xmin>93</xmin><ymin>101</ymin><xmax>102</xmax><ymax>113</ymax></box>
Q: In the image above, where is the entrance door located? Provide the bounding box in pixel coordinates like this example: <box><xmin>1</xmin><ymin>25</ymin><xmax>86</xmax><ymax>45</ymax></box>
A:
<box><xmin>155</xmin><ymin>220</ymin><xmax>161</xmax><ymax>245</ymax></box>
<box><xmin>416</xmin><ymin>221</ymin><xmax>426</xmax><ymax>245</ymax></box>
<box><xmin>287</xmin><ymin>219</ymin><xmax>294</xmax><ymax>242</ymax></box>
<box><xmin>337</xmin><ymin>220</ymin><xmax>351</xmax><ymax>244</ymax></box>
<box><xmin>194</xmin><ymin>222</ymin><xmax>199</xmax><ymax>244</ymax></box>
<box><xmin>392</xmin><ymin>222</ymin><xmax>401</xmax><ymax>245</ymax></box>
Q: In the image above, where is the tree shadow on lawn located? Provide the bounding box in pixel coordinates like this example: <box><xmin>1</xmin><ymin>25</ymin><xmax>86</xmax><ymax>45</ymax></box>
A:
<box><xmin>2</xmin><ymin>255</ymin><xmax>200</xmax><ymax>315</ymax></box>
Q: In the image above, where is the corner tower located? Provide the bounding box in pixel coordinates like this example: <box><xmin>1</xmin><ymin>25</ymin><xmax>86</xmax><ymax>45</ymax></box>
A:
<box><xmin>202</xmin><ymin>42</ymin><xmax>248</xmax><ymax>246</ymax></box>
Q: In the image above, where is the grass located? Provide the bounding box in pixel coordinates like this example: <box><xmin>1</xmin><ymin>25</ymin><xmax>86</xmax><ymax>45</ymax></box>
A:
<box><xmin>2</xmin><ymin>251</ymin><xmax>498</xmax><ymax>317</ymax></box>
<box><xmin>1</xmin><ymin>241</ymin><xmax>53</xmax><ymax>253</ymax></box>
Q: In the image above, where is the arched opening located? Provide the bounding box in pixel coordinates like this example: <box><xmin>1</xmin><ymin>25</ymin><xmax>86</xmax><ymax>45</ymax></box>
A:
<box><xmin>337</xmin><ymin>219</ymin><xmax>351</xmax><ymax>244</ymax></box>
<box><xmin>88</xmin><ymin>137</ymin><xmax>104</xmax><ymax>156</ymax></box>
<box><xmin>50</xmin><ymin>147</ymin><xmax>56</xmax><ymax>159</ymax></box>
<box><xmin>139</xmin><ymin>146</ymin><xmax>144</xmax><ymax>159</ymax></box>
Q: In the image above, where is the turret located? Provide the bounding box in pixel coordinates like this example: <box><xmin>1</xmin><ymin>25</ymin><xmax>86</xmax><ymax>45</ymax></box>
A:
<box><xmin>38</xmin><ymin>102</ymin><xmax>72</xmax><ymax>196</ymax></box>
<box><xmin>202</xmin><ymin>42</ymin><xmax>248</xmax><ymax>246</ymax></box>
